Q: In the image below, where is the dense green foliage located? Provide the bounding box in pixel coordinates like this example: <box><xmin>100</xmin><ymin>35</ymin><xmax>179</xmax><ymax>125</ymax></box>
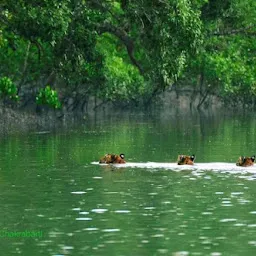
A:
<box><xmin>36</xmin><ymin>85</ymin><xmax>61</xmax><ymax>109</ymax></box>
<box><xmin>183</xmin><ymin>0</ymin><xmax>256</xmax><ymax>107</ymax></box>
<box><xmin>0</xmin><ymin>0</ymin><xmax>255</xmax><ymax>110</ymax></box>
<box><xmin>0</xmin><ymin>76</ymin><xmax>19</xmax><ymax>100</ymax></box>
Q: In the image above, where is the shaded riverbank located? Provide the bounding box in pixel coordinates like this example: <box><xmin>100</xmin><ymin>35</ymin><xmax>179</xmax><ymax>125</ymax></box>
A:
<box><xmin>0</xmin><ymin>85</ymin><xmax>253</xmax><ymax>134</ymax></box>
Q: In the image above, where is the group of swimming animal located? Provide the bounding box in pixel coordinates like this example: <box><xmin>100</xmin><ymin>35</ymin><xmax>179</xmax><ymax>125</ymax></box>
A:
<box><xmin>99</xmin><ymin>154</ymin><xmax>256</xmax><ymax>167</ymax></box>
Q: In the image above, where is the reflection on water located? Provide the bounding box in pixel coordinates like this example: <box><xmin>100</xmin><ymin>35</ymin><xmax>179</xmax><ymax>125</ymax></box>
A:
<box><xmin>0</xmin><ymin>111</ymin><xmax>256</xmax><ymax>255</ymax></box>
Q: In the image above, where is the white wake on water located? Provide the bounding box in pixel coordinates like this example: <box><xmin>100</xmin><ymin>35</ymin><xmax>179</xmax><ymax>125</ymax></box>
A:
<box><xmin>91</xmin><ymin>162</ymin><xmax>256</xmax><ymax>173</ymax></box>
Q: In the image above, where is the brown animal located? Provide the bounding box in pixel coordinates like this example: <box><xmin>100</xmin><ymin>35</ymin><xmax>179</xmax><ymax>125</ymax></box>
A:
<box><xmin>177</xmin><ymin>154</ymin><xmax>195</xmax><ymax>165</ymax></box>
<box><xmin>236</xmin><ymin>155</ymin><xmax>255</xmax><ymax>167</ymax></box>
<box><xmin>99</xmin><ymin>153</ymin><xmax>126</xmax><ymax>164</ymax></box>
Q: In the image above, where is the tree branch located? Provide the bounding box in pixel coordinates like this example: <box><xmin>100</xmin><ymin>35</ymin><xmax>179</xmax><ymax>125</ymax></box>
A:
<box><xmin>98</xmin><ymin>23</ymin><xmax>144</xmax><ymax>74</ymax></box>
<box><xmin>31</xmin><ymin>39</ymin><xmax>44</xmax><ymax>61</ymax></box>
<box><xmin>17</xmin><ymin>41</ymin><xmax>31</xmax><ymax>93</ymax></box>
<box><xmin>211</xmin><ymin>25</ymin><xmax>256</xmax><ymax>37</ymax></box>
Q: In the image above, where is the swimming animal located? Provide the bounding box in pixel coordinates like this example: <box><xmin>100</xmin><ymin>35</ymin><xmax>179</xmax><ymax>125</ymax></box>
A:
<box><xmin>236</xmin><ymin>155</ymin><xmax>255</xmax><ymax>167</ymax></box>
<box><xmin>177</xmin><ymin>154</ymin><xmax>195</xmax><ymax>165</ymax></box>
<box><xmin>99</xmin><ymin>153</ymin><xmax>126</xmax><ymax>164</ymax></box>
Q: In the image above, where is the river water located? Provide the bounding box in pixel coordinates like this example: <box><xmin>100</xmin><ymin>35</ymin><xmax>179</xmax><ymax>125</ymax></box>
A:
<box><xmin>0</xmin><ymin>111</ymin><xmax>256</xmax><ymax>255</ymax></box>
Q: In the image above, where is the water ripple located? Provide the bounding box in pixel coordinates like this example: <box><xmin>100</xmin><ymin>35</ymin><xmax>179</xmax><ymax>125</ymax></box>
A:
<box><xmin>83</xmin><ymin>228</ymin><xmax>98</xmax><ymax>231</ymax></box>
<box><xmin>248</xmin><ymin>224</ymin><xmax>256</xmax><ymax>228</ymax></box>
<box><xmin>76</xmin><ymin>217</ymin><xmax>92</xmax><ymax>221</ymax></box>
<box><xmin>114</xmin><ymin>210</ymin><xmax>131</xmax><ymax>213</ymax></box>
<box><xmin>71</xmin><ymin>191</ymin><xmax>86</xmax><ymax>194</ymax></box>
<box><xmin>102</xmin><ymin>229</ymin><xmax>120</xmax><ymax>232</ymax></box>
<box><xmin>91</xmin><ymin>209</ymin><xmax>108</xmax><ymax>213</ymax></box>
<box><xmin>144</xmin><ymin>207</ymin><xmax>156</xmax><ymax>210</ymax></box>
<box><xmin>72</xmin><ymin>208</ymin><xmax>81</xmax><ymax>211</ymax></box>
<box><xmin>219</xmin><ymin>218</ymin><xmax>237</xmax><ymax>222</ymax></box>
<box><xmin>248</xmin><ymin>241</ymin><xmax>256</xmax><ymax>246</ymax></box>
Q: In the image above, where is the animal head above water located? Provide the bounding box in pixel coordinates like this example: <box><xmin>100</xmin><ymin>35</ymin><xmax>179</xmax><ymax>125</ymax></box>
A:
<box><xmin>99</xmin><ymin>153</ymin><xmax>126</xmax><ymax>164</ymax></box>
<box><xmin>177</xmin><ymin>154</ymin><xmax>195</xmax><ymax>165</ymax></box>
<box><xmin>236</xmin><ymin>155</ymin><xmax>255</xmax><ymax>167</ymax></box>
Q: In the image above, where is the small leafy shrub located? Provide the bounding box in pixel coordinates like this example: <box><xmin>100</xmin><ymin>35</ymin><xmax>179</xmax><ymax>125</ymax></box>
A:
<box><xmin>36</xmin><ymin>85</ymin><xmax>61</xmax><ymax>109</ymax></box>
<box><xmin>0</xmin><ymin>76</ymin><xmax>19</xmax><ymax>100</ymax></box>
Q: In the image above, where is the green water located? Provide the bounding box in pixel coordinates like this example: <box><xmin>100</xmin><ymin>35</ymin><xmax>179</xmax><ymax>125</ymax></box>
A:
<box><xmin>0</xmin><ymin>112</ymin><xmax>256</xmax><ymax>256</ymax></box>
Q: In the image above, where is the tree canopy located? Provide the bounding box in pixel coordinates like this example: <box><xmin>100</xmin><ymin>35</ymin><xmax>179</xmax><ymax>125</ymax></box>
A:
<box><xmin>0</xmin><ymin>0</ymin><xmax>255</xmax><ymax>110</ymax></box>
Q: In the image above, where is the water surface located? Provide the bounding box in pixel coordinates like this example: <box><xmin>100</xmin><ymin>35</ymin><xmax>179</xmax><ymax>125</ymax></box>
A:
<box><xmin>0</xmin><ymin>111</ymin><xmax>256</xmax><ymax>255</ymax></box>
